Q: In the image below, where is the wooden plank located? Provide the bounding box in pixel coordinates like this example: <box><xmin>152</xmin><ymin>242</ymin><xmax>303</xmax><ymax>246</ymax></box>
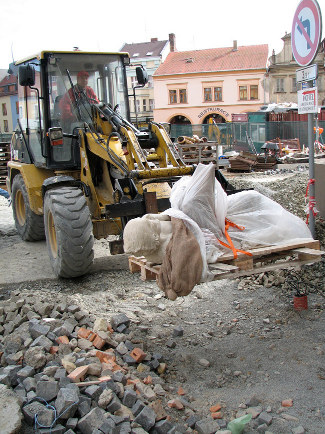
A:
<box><xmin>209</xmin><ymin>263</ymin><xmax>239</xmax><ymax>271</ymax></box>
<box><xmin>217</xmin><ymin>239</ymin><xmax>320</xmax><ymax>262</ymax></box>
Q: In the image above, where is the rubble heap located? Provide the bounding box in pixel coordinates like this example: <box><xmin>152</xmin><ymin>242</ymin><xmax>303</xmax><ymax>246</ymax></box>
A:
<box><xmin>0</xmin><ymin>293</ymin><xmax>194</xmax><ymax>434</ymax></box>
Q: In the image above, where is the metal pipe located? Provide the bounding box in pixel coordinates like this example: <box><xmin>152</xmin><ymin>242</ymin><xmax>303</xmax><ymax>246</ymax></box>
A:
<box><xmin>308</xmin><ymin>112</ymin><xmax>316</xmax><ymax>238</ymax></box>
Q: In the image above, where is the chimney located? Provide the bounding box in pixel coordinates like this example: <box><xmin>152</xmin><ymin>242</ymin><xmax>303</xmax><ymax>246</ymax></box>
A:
<box><xmin>233</xmin><ymin>40</ymin><xmax>238</xmax><ymax>51</ymax></box>
<box><xmin>169</xmin><ymin>33</ymin><xmax>176</xmax><ymax>52</ymax></box>
<box><xmin>151</xmin><ymin>38</ymin><xmax>158</xmax><ymax>42</ymax></box>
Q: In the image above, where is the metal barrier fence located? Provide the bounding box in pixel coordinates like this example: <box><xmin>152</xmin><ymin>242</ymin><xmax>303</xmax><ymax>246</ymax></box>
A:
<box><xmin>170</xmin><ymin>121</ymin><xmax>325</xmax><ymax>154</ymax></box>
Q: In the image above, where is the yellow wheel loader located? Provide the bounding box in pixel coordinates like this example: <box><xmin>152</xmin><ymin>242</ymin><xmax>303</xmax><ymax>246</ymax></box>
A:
<box><xmin>7</xmin><ymin>51</ymin><xmax>234</xmax><ymax>278</ymax></box>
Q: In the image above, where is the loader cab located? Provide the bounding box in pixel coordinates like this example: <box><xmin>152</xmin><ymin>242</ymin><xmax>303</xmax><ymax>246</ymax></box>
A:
<box><xmin>13</xmin><ymin>51</ymin><xmax>131</xmax><ymax>170</ymax></box>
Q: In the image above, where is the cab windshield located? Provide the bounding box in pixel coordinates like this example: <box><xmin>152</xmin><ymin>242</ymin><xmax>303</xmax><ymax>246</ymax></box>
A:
<box><xmin>47</xmin><ymin>53</ymin><xmax>129</xmax><ymax>133</ymax></box>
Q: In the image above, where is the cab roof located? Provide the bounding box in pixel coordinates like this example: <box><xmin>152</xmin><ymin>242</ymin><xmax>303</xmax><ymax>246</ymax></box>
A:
<box><xmin>15</xmin><ymin>50</ymin><xmax>130</xmax><ymax>65</ymax></box>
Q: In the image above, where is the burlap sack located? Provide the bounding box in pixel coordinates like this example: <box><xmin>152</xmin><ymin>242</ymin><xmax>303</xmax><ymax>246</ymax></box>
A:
<box><xmin>157</xmin><ymin>217</ymin><xmax>203</xmax><ymax>300</ymax></box>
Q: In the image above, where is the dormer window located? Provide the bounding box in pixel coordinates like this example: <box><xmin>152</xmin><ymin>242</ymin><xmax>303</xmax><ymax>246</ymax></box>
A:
<box><xmin>133</xmin><ymin>53</ymin><xmax>139</xmax><ymax>57</ymax></box>
<box><xmin>146</xmin><ymin>52</ymin><xmax>153</xmax><ymax>56</ymax></box>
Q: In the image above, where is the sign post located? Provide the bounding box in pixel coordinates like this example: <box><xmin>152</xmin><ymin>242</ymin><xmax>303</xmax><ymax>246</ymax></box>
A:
<box><xmin>292</xmin><ymin>0</ymin><xmax>322</xmax><ymax>238</ymax></box>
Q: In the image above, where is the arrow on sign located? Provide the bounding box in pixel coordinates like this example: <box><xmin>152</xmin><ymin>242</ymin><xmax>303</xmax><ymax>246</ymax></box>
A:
<box><xmin>297</xmin><ymin>16</ymin><xmax>311</xmax><ymax>49</ymax></box>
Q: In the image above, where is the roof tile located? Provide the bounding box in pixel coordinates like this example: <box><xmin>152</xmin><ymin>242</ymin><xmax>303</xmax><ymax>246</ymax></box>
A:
<box><xmin>154</xmin><ymin>44</ymin><xmax>269</xmax><ymax>75</ymax></box>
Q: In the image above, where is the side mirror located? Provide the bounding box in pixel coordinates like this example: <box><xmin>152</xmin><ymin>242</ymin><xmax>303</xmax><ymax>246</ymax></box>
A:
<box><xmin>19</xmin><ymin>65</ymin><xmax>35</xmax><ymax>87</ymax></box>
<box><xmin>136</xmin><ymin>66</ymin><xmax>148</xmax><ymax>86</ymax></box>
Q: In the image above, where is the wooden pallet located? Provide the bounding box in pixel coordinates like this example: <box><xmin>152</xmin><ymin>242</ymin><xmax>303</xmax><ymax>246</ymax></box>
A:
<box><xmin>128</xmin><ymin>239</ymin><xmax>323</xmax><ymax>282</ymax></box>
<box><xmin>128</xmin><ymin>256</ymin><xmax>161</xmax><ymax>281</ymax></box>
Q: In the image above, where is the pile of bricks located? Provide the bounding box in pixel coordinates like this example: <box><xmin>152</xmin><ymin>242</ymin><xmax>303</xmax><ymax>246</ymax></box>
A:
<box><xmin>0</xmin><ymin>292</ymin><xmax>199</xmax><ymax>433</ymax></box>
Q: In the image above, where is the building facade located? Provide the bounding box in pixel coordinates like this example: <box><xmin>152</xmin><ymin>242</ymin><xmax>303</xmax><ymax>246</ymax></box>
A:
<box><xmin>267</xmin><ymin>33</ymin><xmax>325</xmax><ymax>105</ymax></box>
<box><xmin>153</xmin><ymin>41</ymin><xmax>269</xmax><ymax>126</ymax></box>
<box><xmin>0</xmin><ymin>74</ymin><xmax>18</xmax><ymax>134</ymax></box>
<box><xmin>120</xmin><ymin>35</ymin><xmax>175</xmax><ymax>124</ymax></box>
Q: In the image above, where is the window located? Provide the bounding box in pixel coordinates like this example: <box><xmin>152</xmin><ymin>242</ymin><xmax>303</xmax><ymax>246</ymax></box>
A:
<box><xmin>169</xmin><ymin>89</ymin><xmax>177</xmax><ymax>104</ymax></box>
<box><xmin>214</xmin><ymin>87</ymin><xmax>222</xmax><ymax>101</ymax></box>
<box><xmin>2</xmin><ymin>103</ymin><xmax>7</xmax><ymax>116</ymax></box>
<box><xmin>143</xmin><ymin>99</ymin><xmax>147</xmax><ymax>112</ymax></box>
<box><xmin>250</xmin><ymin>85</ymin><xmax>258</xmax><ymax>100</ymax></box>
<box><xmin>168</xmin><ymin>87</ymin><xmax>188</xmax><ymax>104</ymax></box>
<box><xmin>179</xmin><ymin>89</ymin><xmax>187</xmax><ymax>103</ymax></box>
<box><xmin>291</xmin><ymin>77</ymin><xmax>297</xmax><ymax>92</ymax></box>
<box><xmin>16</xmin><ymin>101</ymin><xmax>19</xmax><ymax>114</ymax></box>
<box><xmin>4</xmin><ymin>120</ymin><xmax>8</xmax><ymax>132</ymax></box>
<box><xmin>239</xmin><ymin>86</ymin><xmax>247</xmax><ymax>100</ymax></box>
<box><xmin>149</xmin><ymin>99</ymin><xmax>155</xmax><ymax>110</ymax></box>
<box><xmin>276</xmin><ymin>78</ymin><xmax>285</xmax><ymax>92</ymax></box>
<box><xmin>204</xmin><ymin>88</ymin><xmax>212</xmax><ymax>102</ymax></box>
<box><xmin>135</xmin><ymin>99</ymin><xmax>140</xmax><ymax>112</ymax></box>
<box><xmin>131</xmin><ymin>76</ymin><xmax>138</xmax><ymax>88</ymax></box>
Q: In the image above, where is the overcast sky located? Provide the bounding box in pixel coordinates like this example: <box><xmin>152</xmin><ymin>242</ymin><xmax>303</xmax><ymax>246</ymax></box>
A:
<box><xmin>1</xmin><ymin>0</ymin><xmax>323</xmax><ymax>70</ymax></box>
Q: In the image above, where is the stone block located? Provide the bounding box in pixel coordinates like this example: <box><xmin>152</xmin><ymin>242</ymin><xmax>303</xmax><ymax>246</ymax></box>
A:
<box><xmin>31</xmin><ymin>335</ymin><xmax>53</xmax><ymax>352</ymax></box>
<box><xmin>98</xmin><ymin>418</ymin><xmax>116</xmax><ymax>433</ymax></box>
<box><xmin>133</xmin><ymin>406</ymin><xmax>156</xmax><ymax>432</ymax></box>
<box><xmin>110</xmin><ymin>313</ymin><xmax>130</xmax><ymax>331</ymax></box>
<box><xmin>77</xmin><ymin>407</ymin><xmax>107</xmax><ymax>434</ymax></box>
<box><xmin>0</xmin><ymin>373</ymin><xmax>11</xmax><ymax>386</ymax></box>
<box><xmin>66</xmin><ymin>417</ymin><xmax>78</xmax><ymax>430</ymax></box>
<box><xmin>24</xmin><ymin>346</ymin><xmax>47</xmax><ymax>370</ymax></box>
<box><xmin>54</xmin><ymin>387</ymin><xmax>79</xmax><ymax>420</ymax></box>
<box><xmin>3</xmin><ymin>365</ymin><xmax>21</xmax><ymax>386</ymax></box>
<box><xmin>151</xmin><ymin>419</ymin><xmax>175</xmax><ymax>433</ymax></box>
<box><xmin>84</xmin><ymin>384</ymin><xmax>102</xmax><ymax>402</ymax></box>
<box><xmin>122</xmin><ymin>388</ymin><xmax>137</xmax><ymax>408</ymax></box>
<box><xmin>257</xmin><ymin>411</ymin><xmax>273</xmax><ymax>426</ymax></box>
<box><xmin>36</xmin><ymin>380</ymin><xmax>59</xmax><ymax>401</ymax></box>
<box><xmin>17</xmin><ymin>366</ymin><xmax>35</xmax><ymax>382</ymax></box>
<box><xmin>106</xmin><ymin>394</ymin><xmax>122</xmax><ymax>413</ymax></box>
<box><xmin>22</xmin><ymin>401</ymin><xmax>54</xmax><ymax>426</ymax></box>
<box><xmin>29</xmin><ymin>321</ymin><xmax>50</xmax><ymax>339</ymax></box>
<box><xmin>195</xmin><ymin>418</ymin><xmax>220</xmax><ymax>434</ymax></box>
<box><xmin>77</xmin><ymin>397</ymin><xmax>91</xmax><ymax>418</ymax></box>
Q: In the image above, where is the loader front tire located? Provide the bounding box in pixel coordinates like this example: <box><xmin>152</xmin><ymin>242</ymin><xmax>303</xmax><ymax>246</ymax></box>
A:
<box><xmin>44</xmin><ymin>187</ymin><xmax>94</xmax><ymax>278</ymax></box>
<box><xmin>12</xmin><ymin>174</ymin><xmax>45</xmax><ymax>241</ymax></box>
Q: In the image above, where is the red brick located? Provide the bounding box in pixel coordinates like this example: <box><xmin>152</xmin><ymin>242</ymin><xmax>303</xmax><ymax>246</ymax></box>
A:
<box><xmin>167</xmin><ymin>399</ymin><xmax>184</xmax><ymax>410</ymax></box>
<box><xmin>130</xmin><ymin>348</ymin><xmax>146</xmax><ymax>363</ymax></box>
<box><xmin>282</xmin><ymin>399</ymin><xmax>293</xmax><ymax>407</ymax></box>
<box><xmin>67</xmin><ymin>365</ymin><xmax>89</xmax><ymax>383</ymax></box>
<box><xmin>96</xmin><ymin>350</ymin><xmax>115</xmax><ymax>363</ymax></box>
<box><xmin>56</xmin><ymin>336</ymin><xmax>69</xmax><ymax>345</ymax></box>
<box><xmin>210</xmin><ymin>403</ymin><xmax>221</xmax><ymax>413</ymax></box>
<box><xmin>88</xmin><ymin>331</ymin><xmax>97</xmax><ymax>342</ymax></box>
<box><xmin>77</xmin><ymin>327</ymin><xmax>92</xmax><ymax>339</ymax></box>
<box><xmin>93</xmin><ymin>335</ymin><xmax>105</xmax><ymax>350</ymax></box>
<box><xmin>98</xmin><ymin>375</ymin><xmax>112</xmax><ymax>382</ymax></box>
<box><xmin>143</xmin><ymin>375</ymin><xmax>153</xmax><ymax>385</ymax></box>
<box><xmin>211</xmin><ymin>412</ymin><xmax>222</xmax><ymax>419</ymax></box>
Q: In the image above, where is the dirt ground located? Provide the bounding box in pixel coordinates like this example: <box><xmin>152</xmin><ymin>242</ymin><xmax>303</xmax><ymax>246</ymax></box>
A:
<box><xmin>0</xmin><ymin>167</ymin><xmax>325</xmax><ymax>433</ymax></box>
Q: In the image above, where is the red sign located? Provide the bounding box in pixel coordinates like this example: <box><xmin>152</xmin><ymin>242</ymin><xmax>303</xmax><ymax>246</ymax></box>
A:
<box><xmin>291</xmin><ymin>0</ymin><xmax>322</xmax><ymax>66</ymax></box>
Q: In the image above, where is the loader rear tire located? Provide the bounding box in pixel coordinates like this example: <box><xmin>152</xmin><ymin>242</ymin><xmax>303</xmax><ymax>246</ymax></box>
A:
<box><xmin>12</xmin><ymin>174</ymin><xmax>45</xmax><ymax>241</ymax></box>
<box><xmin>44</xmin><ymin>187</ymin><xmax>94</xmax><ymax>278</ymax></box>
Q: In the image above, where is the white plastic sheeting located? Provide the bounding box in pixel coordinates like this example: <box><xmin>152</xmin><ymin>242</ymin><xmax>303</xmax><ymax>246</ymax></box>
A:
<box><xmin>164</xmin><ymin>163</ymin><xmax>312</xmax><ymax>282</ymax></box>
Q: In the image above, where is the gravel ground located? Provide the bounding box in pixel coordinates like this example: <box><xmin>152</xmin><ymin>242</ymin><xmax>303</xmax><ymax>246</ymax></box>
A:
<box><xmin>0</xmin><ymin>164</ymin><xmax>324</xmax><ymax>434</ymax></box>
